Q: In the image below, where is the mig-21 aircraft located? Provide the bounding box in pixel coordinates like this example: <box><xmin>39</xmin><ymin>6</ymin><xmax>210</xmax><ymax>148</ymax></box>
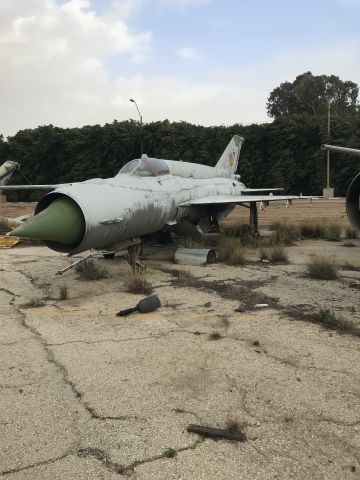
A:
<box><xmin>1</xmin><ymin>136</ymin><xmax>316</xmax><ymax>262</ymax></box>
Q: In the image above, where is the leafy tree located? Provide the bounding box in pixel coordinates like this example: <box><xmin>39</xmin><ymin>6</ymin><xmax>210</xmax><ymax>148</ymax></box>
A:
<box><xmin>267</xmin><ymin>72</ymin><xmax>358</xmax><ymax>118</ymax></box>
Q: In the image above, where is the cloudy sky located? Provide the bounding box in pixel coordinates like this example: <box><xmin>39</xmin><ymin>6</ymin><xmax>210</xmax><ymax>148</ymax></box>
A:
<box><xmin>1</xmin><ymin>0</ymin><xmax>360</xmax><ymax>136</ymax></box>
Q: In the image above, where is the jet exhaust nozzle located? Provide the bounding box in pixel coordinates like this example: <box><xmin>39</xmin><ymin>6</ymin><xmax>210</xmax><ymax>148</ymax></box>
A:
<box><xmin>346</xmin><ymin>172</ymin><xmax>360</xmax><ymax>232</ymax></box>
<box><xmin>9</xmin><ymin>196</ymin><xmax>85</xmax><ymax>252</ymax></box>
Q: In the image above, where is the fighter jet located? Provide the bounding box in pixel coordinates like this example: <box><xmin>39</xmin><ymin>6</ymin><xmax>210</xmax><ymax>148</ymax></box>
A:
<box><xmin>0</xmin><ymin>160</ymin><xmax>20</xmax><ymax>194</ymax></box>
<box><xmin>3</xmin><ymin>136</ymin><xmax>302</xmax><ymax>260</ymax></box>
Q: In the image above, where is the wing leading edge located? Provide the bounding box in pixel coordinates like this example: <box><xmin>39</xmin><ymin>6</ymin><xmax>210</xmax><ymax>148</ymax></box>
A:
<box><xmin>0</xmin><ymin>185</ymin><xmax>59</xmax><ymax>190</ymax></box>
<box><xmin>179</xmin><ymin>194</ymin><xmax>300</xmax><ymax>206</ymax></box>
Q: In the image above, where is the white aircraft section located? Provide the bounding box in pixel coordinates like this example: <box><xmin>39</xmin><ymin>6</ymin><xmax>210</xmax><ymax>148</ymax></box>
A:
<box><xmin>164</xmin><ymin>160</ymin><xmax>230</xmax><ymax>179</ymax></box>
<box><xmin>180</xmin><ymin>194</ymin><xmax>299</xmax><ymax>206</ymax></box>
<box><xmin>4</xmin><ymin>135</ymin><xmax>320</xmax><ymax>255</ymax></box>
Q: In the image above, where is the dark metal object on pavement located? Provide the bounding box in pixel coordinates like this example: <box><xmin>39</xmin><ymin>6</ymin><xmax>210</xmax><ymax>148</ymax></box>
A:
<box><xmin>117</xmin><ymin>295</ymin><xmax>161</xmax><ymax>317</ymax></box>
<box><xmin>187</xmin><ymin>424</ymin><xmax>246</xmax><ymax>442</ymax></box>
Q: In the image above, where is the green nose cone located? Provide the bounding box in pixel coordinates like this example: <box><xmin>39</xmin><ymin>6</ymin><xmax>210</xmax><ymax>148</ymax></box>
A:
<box><xmin>9</xmin><ymin>197</ymin><xmax>84</xmax><ymax>246</ymax></box>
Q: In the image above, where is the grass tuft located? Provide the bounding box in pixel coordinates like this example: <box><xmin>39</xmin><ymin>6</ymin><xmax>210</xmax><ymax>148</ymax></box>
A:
<box><xmin>343</xmin><ymin>241</ymin><xmax>356</xmax><ymax>248</ymax></box>
<box><xmin>177</xmin><ymin>269</ymin><xmax>192</xmax><ymax>285</ymax></box>
<box><xmin>270</xmin><ymin>222</ymin><xmax>297</xmax><ymax>245</ymax></box>
<box><xmin>75</xmin><ymin>258</ymin><xmax>108</xmax><ymax>280</ymax></box>
<box><xmin>59</xmin><ymin>284</ymin><xmax>68</xmax><ymax>300</ymax></box>
<box><xmin>163</xmin><ymin>448</ymin><xmax>177</xmax><ymax>458</ymax></box>
<box><xmin>312</xmin><ymin>309</ymin><xmax>360</xmax><ymax>336</ymax></box>
<box><xmin>299</xmin><ymin>223</ymin><xmax>342</xmax><ymax>241</ymax></box>
<box><xmin>259</xmin><ymin>245</ymin><xmax>288</xmax><ymax>263</ymax></box>
<box><xmin>324</xmin><ymin>223</ymin><xmax>342</xmax><ymax>241</ymax></box>
<box><xmin>224</xmin><ymin>224</ymin><xmax>252</xmax><ymax>241</ymax></box>
<box><xmin>306</xmin><ymin>256</ymin><xmax>338</xmax><ymax>280</ymax></box>
<box><xmin>125</xmin><ymin>270</ymin><xmax>153</xmax><ymax>294</ymax></box>
<box><xmin>208</xmin><ymin>331</ymin><xmax>223</xmax><ymax>341</ymax></box>
<box><xmin>287</xmin><ymin>307</ymin><xmax>360</xmax><ymax>337</ymax></box>
<box><xmin>217</xmin><ymin>237</ymin><xmax>246</xmax><ymax>265</ymax></box>
<box><xmin>269</xmin><ymin>245</ymin><xmax>288</xmax><ymax>263</ymax></box>
<box><xmin>22</xmin><ymin>297</ymin><xmax>45</xmax><ymax>308</ymax></box>
<box><xmin>180</xmin><ymin>237</ymin><xmax>203</xmax><ymax>249</ymax></box>
<box><xmin>345</xmin><ymin>227</ymin><xmax>358</xmax><ymax>239</ymax></box>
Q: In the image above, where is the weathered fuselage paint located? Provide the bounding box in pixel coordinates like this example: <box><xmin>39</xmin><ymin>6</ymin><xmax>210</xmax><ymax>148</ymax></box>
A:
<box><xmin>36</xmin><ymin>172</ymin><xmax>245</xmax><ymax>254</ymax></box>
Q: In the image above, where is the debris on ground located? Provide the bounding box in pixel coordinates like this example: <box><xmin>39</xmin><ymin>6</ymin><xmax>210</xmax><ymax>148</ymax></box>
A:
<box><xmin>187</xmin><ymin>423</ymin><xmax>247</xmax><ymax>442</ymax></box>
<box><xmin>175</xmin><ymin>248</ymin><xmax>217</xmax><ymax>265</ymax></box>
<box><xmin>0</xmin><ymin>235</ymin><xmax>21</xmax><ymax>248</ymax></box>
<box><xmin>117</xmin><ymin>295</ymin><xmax>161</xmax><ymax>317</ymax></box>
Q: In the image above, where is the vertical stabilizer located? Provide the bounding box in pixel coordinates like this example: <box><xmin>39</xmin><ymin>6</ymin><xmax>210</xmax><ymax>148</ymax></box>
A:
<box><xmin>0</xmin><ymin>161</ymin><xmax>20</xmax><ymax>187</ymax></box>
<box><xmin>216</xmin><ymin>135</ymin><xmax>244</xmax><ymax>175</ymax></box>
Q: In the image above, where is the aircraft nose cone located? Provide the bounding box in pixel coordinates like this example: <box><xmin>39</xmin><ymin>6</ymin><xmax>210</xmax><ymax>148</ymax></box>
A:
<box><xmin>9</xmin><ymin>197</ymin><xmax>84</xmax><ymax>246</ymax></box>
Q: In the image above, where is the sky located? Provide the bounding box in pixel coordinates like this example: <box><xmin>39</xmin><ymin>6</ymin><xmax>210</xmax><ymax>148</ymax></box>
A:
<box><xmin>1</xmin><ymin>0</ymin><xmax>360</xmax><ymax>136</ymax></box>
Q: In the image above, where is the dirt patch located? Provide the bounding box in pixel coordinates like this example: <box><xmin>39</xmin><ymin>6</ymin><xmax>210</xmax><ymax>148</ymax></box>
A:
<box><xmin>162</xmin><ymin>267</ymin><xmax>279</xmax><ymax>311</ymax></box>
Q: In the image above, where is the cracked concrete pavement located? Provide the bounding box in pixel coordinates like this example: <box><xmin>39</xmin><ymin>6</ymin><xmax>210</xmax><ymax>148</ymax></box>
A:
<box><xmin>0</xmin><ymin>238</ymin><xmax>360</xmax><ymax>479</ymax></box>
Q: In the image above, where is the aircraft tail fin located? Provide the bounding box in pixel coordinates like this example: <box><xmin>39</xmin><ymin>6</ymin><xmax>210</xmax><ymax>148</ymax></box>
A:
<box><xmin>0</xmin><ymin>161</ymin><xmax>20</xmax><ymax>186</ymax></box>
<box><xmin>216</xmin><ymin>135</ymin><xmax>244</xmax><ymax>175</ymax></box>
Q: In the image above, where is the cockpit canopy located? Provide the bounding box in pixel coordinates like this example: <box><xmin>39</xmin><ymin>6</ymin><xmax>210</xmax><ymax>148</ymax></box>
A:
<box><xmin>119</xmin><ymin>157</ymin><xmax>170</xmax><ymax>177</ymax></box>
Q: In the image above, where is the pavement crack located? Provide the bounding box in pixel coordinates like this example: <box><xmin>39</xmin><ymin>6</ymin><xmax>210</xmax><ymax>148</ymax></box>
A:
<box><xmin>124</xmin><ymin>439</ymin><xmax>204</xmax><ymax>475</ymax></box>
<box><xmin>0</xmin><ymin>450</ymin><xmax>73</xmax><ymax>476</ymax></box>
<box><xmin>12</xmin><ymin>303</ymin><xmax>130</xmax><ymax>422</ymax></box>
<box><xmin>0</xmin><ymin>338</ymin><xmax>32</xmax><ymax>347</ymax></box>
<box><xmin>319</xmin><ymin>417</ymin><xmax>360</xmax><ymax>428</ymax></box>
<box><xmin>76</xmin><ymin>439</ymin><xmax>203</xmax><ymax>476</ymax></box>
<box><xmin>0</xmin><ymin>383</ymin><xmax>33</xmax><ymax>390</ymax></box>
<box><xmin>0</xmin><ymin>288</ymin><xmax>18</xmax><ymax>300</ymax></box>
<box><xmin>47</xmin><ymin>330</ymin><xmax>211</xmax><ymax>347</ymax></box>
<box><xmin>47</xmin><ymin>335</ymin><xmax>161</xmax><ymax>346</ymax></box>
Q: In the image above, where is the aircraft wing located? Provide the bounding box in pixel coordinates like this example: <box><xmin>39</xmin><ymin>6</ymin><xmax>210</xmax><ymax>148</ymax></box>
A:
<box><xmin>180</xmin><ymin>194</ymin><xmax>300</xmax><ymax>206</ymax></box>
<box><xmin>0</xmin><ymin>184</ymin><xmax>61</xmax><ymax>190</ymax></box>
<box><xmin>240</xmin><ymin>188</ymin><xmax>283</xmax><ymax>192</ymax></box>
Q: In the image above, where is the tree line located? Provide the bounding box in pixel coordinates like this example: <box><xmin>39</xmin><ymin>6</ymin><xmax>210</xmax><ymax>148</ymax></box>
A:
<box><xmin>1</xmin><ymin>72</ymin><xmax>359</xmax><ymax>201</ymax></box>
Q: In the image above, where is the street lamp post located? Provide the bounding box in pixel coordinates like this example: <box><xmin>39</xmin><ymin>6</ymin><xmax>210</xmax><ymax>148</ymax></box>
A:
<box><xmin>130</xmin><ymin>98</ymin><xmax>143</xmax><ymax>157</ymax></box>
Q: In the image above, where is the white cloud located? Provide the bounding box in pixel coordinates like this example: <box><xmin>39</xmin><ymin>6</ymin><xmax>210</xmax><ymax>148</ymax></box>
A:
<box><xmin>0</xmin><ymin>0</ymin><xmax>152</xmax><ymax>136</ymax></box>
<box><xmin>0</xmin><ymin>1</ymin><xmax>359</xmax><ymax>137</ymax></box>
<box><xmin>177</xmin><ymin>46</ymin><xmax>204</xmax><ymax>60</ymax></box>
<box><xmin>209</xmin><ymin>19</ymin><xmax>226</xmax><ymax>28</ymax></box>
<box><xmin>338</xmin><ymin>0</ymin><xmax>360</xmax><ymax>6</ymax></box>
<box><xmin>157</xmin><ymin>0</ymin><xmax>210</xmax><ymax>9</ymax></box>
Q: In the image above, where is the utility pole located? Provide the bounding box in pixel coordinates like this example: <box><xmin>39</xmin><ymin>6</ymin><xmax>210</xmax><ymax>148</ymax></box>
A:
<box><xmin>130</xmin><ymin>98</ymin><xmax>143</xmax><ymax>156</ymax></box>
<box><xmin>323</xmin><ymin>100</ymin><xmax>334</xmax><ymax>198</ymax></box>
<box><xmin>327</xmin><ymin>101</ymin><xmax>330</xmax><ymax>189</ymax></box>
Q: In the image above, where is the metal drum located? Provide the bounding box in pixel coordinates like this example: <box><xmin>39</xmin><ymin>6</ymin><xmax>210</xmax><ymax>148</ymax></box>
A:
<box><xmin>175</xmin><ymin>248</ymin><xmax>217</xmax><ymax>266</ymax></box>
